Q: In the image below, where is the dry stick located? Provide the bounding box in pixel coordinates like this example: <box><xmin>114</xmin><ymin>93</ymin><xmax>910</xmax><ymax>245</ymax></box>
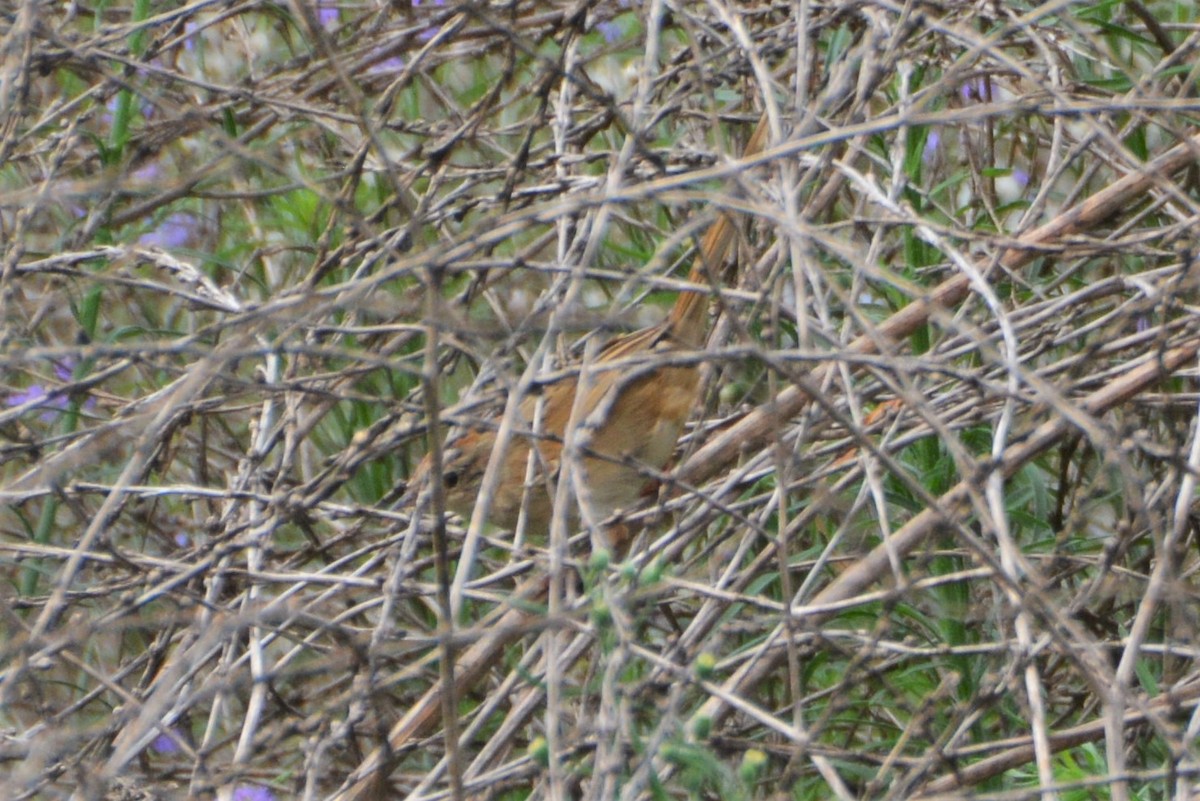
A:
<box><xmin>336</xmin><ymin>112</ymin><xmax>771</xmax><ymax>801</ymax></box>
<box><xmin>678</xmin><ymin>128</ymin><xmax>1200</xmax><ymax>488</ymax></box>
<box><xmin>334</xmin><ymin>575</ymin><xmax>550</xmax><ymax>801</ymax></box>
<box><xmin>339</xmin><ymin>130</ymin><xmax>1200</xmax><ymax>800</ymax></box>
<box><xmin>805</xmin><ymin>334</ymin><xmax>1198</xmax><ymax>619</ymax></box>
<box><xmin>456</xmin><ymin>628</ymin><xmax>595</xmax><ymax>790</ymax></box>
<box><xmin>682</xmin><ymin>130</ymin><xmax>1200</xmax><ymax>763</ymax></box>
<box><xmin>913</xmin><ymin>679</ymin><xmax>1200</xmax><ymax>798</ymax></box>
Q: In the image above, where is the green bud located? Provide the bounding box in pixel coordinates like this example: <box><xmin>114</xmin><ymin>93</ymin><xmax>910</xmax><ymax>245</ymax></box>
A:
<box><xmin>589</xmin><ymin>548</ymin><xmax>611</xmax><ymax>573</ymax></box>
<box><xmin>528</xmin><ymin>736</ymin><xmax>549</xmax><ymax>767</ymax></box>
<box><xmin>591</xmin><ymin>598</ymin><xmax>612</xmax><ymax>627</ymax></box>
<box><xmin>739</xmin><ymin>748</ymin><xmax>768</xmax><ymax>783</ymax></box>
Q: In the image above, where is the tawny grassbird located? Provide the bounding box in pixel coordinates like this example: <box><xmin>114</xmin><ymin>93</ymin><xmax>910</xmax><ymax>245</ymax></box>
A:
<box><xmin>340</xmin><ymin>117</ymin><xmax>771</xmax><ymax>801</ymax></box>
<box><xmin>410</xmin><ymin>113</ymin><xmax>770</xmax><ymax>536</ymax></box>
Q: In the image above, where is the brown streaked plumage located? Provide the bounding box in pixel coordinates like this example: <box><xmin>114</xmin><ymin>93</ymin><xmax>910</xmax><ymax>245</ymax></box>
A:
<box><xmin>412</xmin><ymin>113</ymin><xmax>770</xmax><ymax>534</ymax></box>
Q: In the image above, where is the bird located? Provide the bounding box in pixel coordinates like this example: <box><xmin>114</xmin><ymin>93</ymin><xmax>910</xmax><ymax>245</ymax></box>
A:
<box><xmin>409</xmin><ymin>112</ymin><xmax>770</xmax><ymax>540</ymax></box>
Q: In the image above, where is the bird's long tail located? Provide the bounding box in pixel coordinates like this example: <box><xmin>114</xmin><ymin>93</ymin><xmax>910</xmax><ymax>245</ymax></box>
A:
<box><xmin>666</xmin><ymin>110</ymin><xmax>772</xmax><ymax>347</ymax></box>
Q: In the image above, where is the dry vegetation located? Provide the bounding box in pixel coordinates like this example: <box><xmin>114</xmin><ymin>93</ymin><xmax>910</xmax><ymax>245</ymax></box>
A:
<box><xmin>4</xmin><ymin>0</ymin><xmax>1200</xmax><ymax>799</ymax></box>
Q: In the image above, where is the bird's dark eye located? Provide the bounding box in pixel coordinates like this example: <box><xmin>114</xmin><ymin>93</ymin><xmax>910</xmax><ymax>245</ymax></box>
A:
<box><xmin>444</xmin><ymin>470</ymin><xmax>460</xmax><ymax>489</ymax></box>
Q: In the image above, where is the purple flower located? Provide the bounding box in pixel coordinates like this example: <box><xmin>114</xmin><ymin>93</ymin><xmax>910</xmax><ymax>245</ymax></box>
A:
<box><xmin>7</xmin><ymin>384</ymin><xmax>53</xmax><ymax>411</ymax></box>
<box><xmin>133</xmin><ymin>161</ymin><xmax>162</xmax><ymax>182</ymax></box>
<box><xmin>102</xmin><ymin>92</ymin><xmax>154</xmax><ymax>126</ymax></box>
<box><xmin>151</xmin><ymin>731</ymin><xmax>182</xmax><ymax>754</ymax></box>
<box><xmin>1012</xmin><ymin>168</ymin><xmax>1029</xmax><ymax>188</ymax></box>
<box><xmin>960</xmin><ymin>77</ymin><xmax>989</xmax><ymax>103</ymax></box>
<box><xmin>6</xmin><ymin>361</ymin><xmax>89</xmax><ymax>422</ymax></box>
<box><xmin>316</xmin><ymin>1</ymin><xmax>338</xmax><ymax>27</ymax></box>
<box><xmin>139</xmin><ymin>213</ymin><xmax>195</xmax><ymax>248</ymax></box>
<box><xmin>101</xmin><ymin>96</ymin><xmax>119</xmax><ymax>126</ymax></box>
<box><xmin>233</xmin><ymin>786</ymin><xmax>276</xmax><ymax>801</ymax></box>
<box><xmin>368</xmin><ymin>53</ymin><xmax>405</xmax><ymax>74</ymax></box>
<box><xmin>413</xmin><ymin>0</ymin><xmax>446</xmax><ymax>39</ymax></box>
<box><xmin>596</xmin><ymin>21</ymin><xmax>621</xmax><ymax>43</ymax></box>
<box><xmin>183</xmin><ymin>21</ymin><xmax>198</xmax><ymax>52</ymax></box>
<box><xmin>923</xmin><ymin>130</ymin><xmax>940</xmax><ymax>164</ymax></box>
